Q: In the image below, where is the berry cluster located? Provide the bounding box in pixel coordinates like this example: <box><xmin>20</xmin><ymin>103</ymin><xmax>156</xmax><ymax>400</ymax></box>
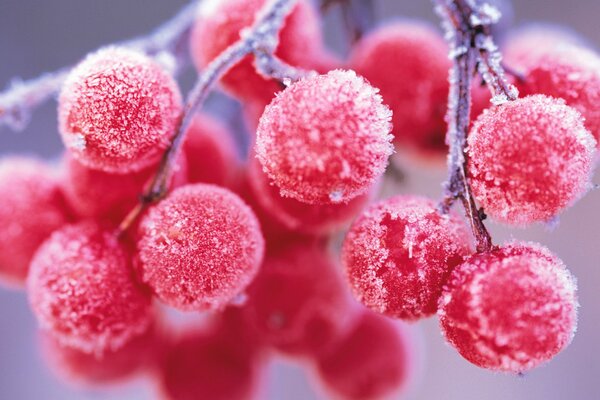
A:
<box><xmin>0</xmin><ymin>0</ymin><xmax>598</xmax><ymax>399</ymax></box>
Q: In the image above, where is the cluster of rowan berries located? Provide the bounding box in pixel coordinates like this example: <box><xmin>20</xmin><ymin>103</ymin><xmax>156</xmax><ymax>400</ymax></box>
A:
<box><xmin>0</xmin><ymin>0</ymin><xmax>598</xmax><ymax>399</ymax></box>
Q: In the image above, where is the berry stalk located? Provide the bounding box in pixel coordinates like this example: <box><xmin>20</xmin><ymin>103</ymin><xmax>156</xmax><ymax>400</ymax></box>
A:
<box><xmin>435</xmin><ymin>0</ymin><xmax>517</xmax><ymax>253</ymax></box>
<box><xmin>118</xmin><ymin>0</ymin><xmax>302</xmax><ymax>235</ymax></box>
<box><xmin>0</xmin><ymin>0</ymin><xmax>198</xmax><ymax>132</ymax></box>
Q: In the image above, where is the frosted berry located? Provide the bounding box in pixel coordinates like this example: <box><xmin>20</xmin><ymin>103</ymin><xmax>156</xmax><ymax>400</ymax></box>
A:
<box><xmin>244</xmin><ymin>241</ymin><xmax>356</xmax><ymax>356</ymax></box>
<box><xmin>255</xmin><ymin>69</ymin><xmax>393</xmax><ymax>205</ymax></box>
<box><xmin>247</xmin><ymin>155</ymin><xmax>371</xmax><ymax>235</ymax></box>
<box><xmin>506</xmin><ymin>41</ymin><xmax>600</xmax><ymax>144</ymax></box>
<box><xmin>342</xmin><ymin>195</ymin><xmax>472</xmax><ymax>320</ymax></box>
<box><xmin>27</xmin><ymin>222</ymin><xmax>153</xmax><ymax>354</ymax></box>
<box><xmin>439</xmin><ymin>242</ymin><xmax>578</xmax><ymax>372</ymax></box>
<box><xmin>315</xmin><ymin>311</ymin><xmax>411</xmax><ymax>400</ymax></box>
<box><xmin>468</xmin><ymin>95</ymin><xmax>596</xmax><ymax>226</ymax></box>
<box><xmin>160</xmin><ymin>326</ymin><xmax>265</xmax><ymax>400</ymax></box>
<box><xmin>350</xmin><ymin>21</ymin><xmax>450</xmax><ymax>154</ymax></box>
<box><xmin>190</xmin><ymin>0</ymin><xmax>327</xmax><ymax>102</ymax></box>
<box><xmin>137</xmin><ymin>184</ymin><xmax>264</xmax><ymax>311</ymax></box>
<box><xmin>39</xmin><ymin>324</ymin><xmax>158</xmax><ymax>386</ymax></box>
<box><xmin>183</xmin><ymin>114</ymin><xmax>239</xmax><ymax>187</ymax></box>
<box><xmin>0</xmin><ymin>157</ymin><xmax>70</xmax><ymax>287</ymax></box>
<box><xmin>58</xmin><ymin>46</ymin><xmax>182</xmax><ymax>173</ymax></box>
<box><xmin>62</xmin><ymin>154</ymin><xmax>187</xmax><ymax>223</ymax></box>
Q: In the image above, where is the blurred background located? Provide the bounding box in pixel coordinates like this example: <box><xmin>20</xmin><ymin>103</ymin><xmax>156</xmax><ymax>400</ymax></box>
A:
<box><xmin>0</xmin><ymin>0</ymin><xmax>598</xmax><ymax>399</ymax></box>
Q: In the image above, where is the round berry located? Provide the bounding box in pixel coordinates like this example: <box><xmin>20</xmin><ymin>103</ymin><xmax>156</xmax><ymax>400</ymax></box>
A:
<box><xmin>27</xmin><ymin>222</ymin><xmax>153</xmax><ymax>354</ymax></box>
<box><xmin>159</xmin><ymin>326</ymin><xmax>265</xmax><ymax>400</ymax></box>
<box><xmin>244</xmin><ymin>241</ymin><xmax>356</xmax><ymax>356</ymax></box>
<box><xmin>62</xmin><ymin>154</ymin><xmax>187</xmax><ymax>223</ymax></box>
<box><xmin>350</xmin><ymin>21</ymin><xmax>450</xmax><ymax>154</ymax></box>
<box><xmin>58</xmin><ymin>46</ymin><xmax>182</xmax><ymax>173</ymax></box>
<box><xmin>439</xmin><ymin>242</ymin><xmax>578</xmax><ymax>372</ymax></box>
<box><xmin>0</xmin><ymin>157</ymin><xmax>70</xmax><ymax>287</ymax></box>
<box><xmin>342</xmin><ymin>195</ymin><xmax>472</xmax><ymax>320</ymax></box>
<box><xmin>190</xmin><ymin>0</ymin><xmax>326</xmax><ymax>102</ymax></box>
<box><xmin>137</xmin><ymin>184</ymin><xmax>264</xmax><ymax>311</ymax></box>
<box><xmin>247</xmin><ymin>155</ymin><xmax>371</xmax><ymax>235</ymax></box>
<box><xmin>183</xmin><ymin>114</ymin><xmax>239</xmax><ymax>187</ymax></box>
<box><xmin>467</xmin><ymin>95</ymin><xmax>596</xmax><ymax>226</ymax></box>
<box><xmin>315</xmin><ymin>312</ymin><xmax>412</xmax><ymax>400</ymax></box>
<box><xmin>255</xmin><ymin>69</ymin><xmax>393</xmax><ymax>205</ymax></box>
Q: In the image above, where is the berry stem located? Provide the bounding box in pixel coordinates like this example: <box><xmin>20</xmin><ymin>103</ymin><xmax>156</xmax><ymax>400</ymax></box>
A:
<box><xmin>0</xmin><ymin>0</ymin><xmax>198</xmax><ymax>132</ymax></box>
<box><xmin>435</xmin><ymin>0</ymin><xmax>517</xmax><ymax>253</ymax></box>
<box><xmin>117</xmin><ymin>0</ymin><xmax>300</xmax><ymax>235</ymax></box>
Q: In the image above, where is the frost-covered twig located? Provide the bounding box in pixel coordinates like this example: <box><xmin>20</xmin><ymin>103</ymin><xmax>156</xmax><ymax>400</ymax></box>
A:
<box><xmin>435</xmin><ymin>0</ymin><xmax>518</xmax><ymax>253</ymax></box>
<box><xmin>0</xmin><ymin>0</ymin><xmax>199</xmax><ymax>132</ymax></box>
<box><xmin>118</xmin><ymin>0</ymin><xmax>301</xmax><ymax>235</ymax></box>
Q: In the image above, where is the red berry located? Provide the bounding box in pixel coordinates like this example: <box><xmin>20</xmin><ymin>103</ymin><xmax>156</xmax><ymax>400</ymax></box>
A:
<box><xmin>0</xmin><ymin>157</ymin><xmax>70</xmax><ymax>287</ymax></box>
<box><xmin>62</xmin><ymin>154</ymin><xmax>187</xmax><ymax>223</ymax></box>
<box><xmin>159</xmin><ymin>325</ymin><xmax>265</xmax><ymax>400</ymax></box>
<box><xmin>506</xmin><ymin>41</ymin><xmax>600</xmax><ymax>144</ymax></box>
<box><xmin>315</xmin><ymin>311</ymin><xmax>412</xmax><ymax>400</ymax></box>
<box><xmin>183</xmin><ymin>114</ymin><xmax>239</xmax><ymax>187</ymax></box>
<box><xmin>190</xmin><ymin>0</ymin><xmax>327</xmax><ymax>102</ymax></box>
<box><xmin>247</xmin><ymin>155</ymin><xmax>371</xmax><ymax>235</ymax></box>
<box><xmin>255</xmin><ymin>69</ymin><xmax>393</xmax><ymax>205</ymax></box>
<box><xmin>342</xmin><ymin>195</ymin><xmax>472</xmax><ymax>321</ymax></box>
<box><xmin>39</xmin><ymin>324</ymin><xmax>158</xmax><ymax>387</ymax></box>
<box><xmin>468</xmin><ymin>94</ymin><xmax>596</xmax><ymax>226</ymax></box>
<box><xmin>439</xmin><ymin>242</ymin><xmax>578</xmax><ymax>372</ymax></box>
<box><xmin>350</xmin><ymin>21</ymin><xmax>450</xmax><ymax>154</ymax></box>
<box><xmin>58</xmin><ymin>46</ymin><xmax>182</xmax><ymax>173</ymax></box>
<box><xmin>243</xmin><ymin>241</ymin><xmax>356</xmax><ymax>357</ymax></box>
<box><xmin>137</xmin><ymin>184</ymin><xmax>264</xmax><ymax>311</ymax></box>
<box><xmin>27</xmin><ymin>222</ymin><xmax>153</xmax><ymax>354</ymax></box>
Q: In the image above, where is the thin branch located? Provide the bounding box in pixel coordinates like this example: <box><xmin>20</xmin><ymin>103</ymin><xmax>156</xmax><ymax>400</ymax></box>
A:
<box><xmin>117</xmin><ymin>0</ymin><xmax>301</xmax><ymax>235</ymax></box>
<box><xmin>0</xmin><ymin>0</ymin><xmax>199</xmax><ymax>132</ymax></box>
<box><xmin>435</xmin><ymin>0</ymin><xmax>517</xmax><ymax>253</ymax></box>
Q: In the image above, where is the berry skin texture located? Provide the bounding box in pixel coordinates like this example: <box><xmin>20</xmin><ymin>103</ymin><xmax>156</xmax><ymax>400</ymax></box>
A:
<box><xmin>190</xmin><ymin>0</ymin><xmax>326</xmax><ymax>102</ymax></box>
<box><xmin>506</xmin><ymin>41</ymin><xmax>600</xmax><ymax>144</ymax></box>
<box><xmin>255</xmin><ymin>69</ymin><xmax>393</xmax><ymax>205</ymax></box>
<box><xmin>183</xmin><ymin>114</ymin><xmax>239</xmax><ymax>188</ymax></box>
<box><xmin>243</xmin><ymin>241</ymin><xmax>356</xmax><ymax>357</ymax></box>
<box><xmin>342</xmin><ymin>195</ymin><xmax>472</xmax><ymax>321</ymax></box>
<box><xmin>467</xmin><ymin>94</ymin><xmax>596</xmax><ymax>226</ymax></box>
<box><xmin>247</xmin><ymin>155</ymin><xmax>371</xmax><ymax>236</ymax></box>
<box><xmin>438</xmin><ymin>242</ymin><xmax>578</xmax><ymax>373</ymax></box>
<box><xmin>27</xmin><ymin>222</ymin><xmax>153</xmax><ymax>354</ymax></box>
<box><xmin>137</xmin><ymin>184</ymin><xmax>265</xmax><ymax>311</ymax></box>
<box><xmin>350</xmin><ymin>21</ymin><xmax>450</xmax><ymax>154</ymax></box>
<box><xmin>315</xmin><ymin>312</ymin><xmax>411</xmax><ymax>400</ymax></box>
<box><xmin>58</xmin><ymin>46</ymin><xmax>182</xmax><ymax>173</ymax></box>
<box><xmin>0</xmin><ymin>157</ymin><xmax>70</xmax><ymax>287</ymax></box>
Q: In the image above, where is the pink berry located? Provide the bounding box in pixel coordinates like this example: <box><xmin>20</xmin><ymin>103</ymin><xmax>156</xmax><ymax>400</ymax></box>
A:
<box><xmin>183</xmin><ymin>114</ymin><xmax>239</xmax><ymax>187</ymax></box>
<box><xmin>39</xmin><ymin>324</ymin><xmax>158</xmax><ymax>387</ymax></box>
<box><xmin>27</xmin><ymin>222</ymin><xmax>153</xmax><ymax>354</ymax></box>
<box><xmin>255</xmin><ymin>69</ymin><xmax>393</xmax><ymax>205</ymax></box>
<box><xmin>58</xmin><ymin>46</ymin><xmax>182</xmax><ymax>173</ymax></box>
<box><xmin>159</xmin><ymin>326</ymin><xmax>265</xmax><ymax>400</ymax></box>
<box><xmin>247</xmin><ymin>155</ymin><xmax>371</xmax><ymax>235</ymax></box>
<box><xmin>62</xmin><ymin>153</ymin><xmax>187</xmax><ymax>223</ymax></box>
<box><xmin>315</xmin><ymin>311</ymin><xmax>412</xmax><ymax>400</ymax></box>
<box><xmin>506</xmin><ymin>41</ymin><xmax>600</xmax><ymax>144</ymax></box>
<box><xmin>468</xmin><ymin>95</ymin><xmax>596</xmax><ymax>226</ymax></box>
<box><xmin>342</xmin><ymin>195</ymin><xmax>472</xmax><ymax>321</ymax></box>
<box><xmin>0</xmin><ymin>157</ymin><xmax>70</xmax><ymax>287</ymax></box>
<box><xmin>137</xmin><ymin>184</ymin><xmax>264</xmax><ymax>311</ymax></box>
<box><xmin>438</xmin><ymin>242</ymin><xmax>578</xmax><ymax>372</ymax></box>
<box><xmin>350</xmin><ymin>21</ymin><xmax>450</xmax><ymax>154</ymax></box>
<box><xmin>190</xmin><ymin>0</ymin><xmax>327</xmax><ymax>102</ymax></box>
<box><xmin>244</xmin><ymin>241</ymin><xmax>356</xmax><ymax>356</ymax></box>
